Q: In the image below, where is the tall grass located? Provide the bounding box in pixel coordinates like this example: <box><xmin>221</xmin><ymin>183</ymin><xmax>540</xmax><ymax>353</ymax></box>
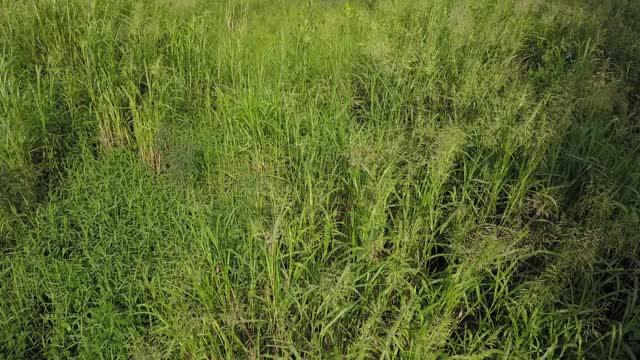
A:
<box><xmin>1</xmin><ymin>0</ymin><xmax>639</xmax><ymax>358</ymax></box>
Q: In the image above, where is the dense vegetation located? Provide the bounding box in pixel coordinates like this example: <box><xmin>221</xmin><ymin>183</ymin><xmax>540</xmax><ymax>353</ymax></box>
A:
<box><xmin>1</xmin><ymin>0</ymin><xmax>639</xmax><ymax>358</ymax></box>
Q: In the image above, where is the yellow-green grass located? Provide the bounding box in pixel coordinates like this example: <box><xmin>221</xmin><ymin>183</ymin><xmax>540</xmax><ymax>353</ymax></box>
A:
<box><xmin>1</xmin><ymin>0</ymin><xmax>639</xmax><ymax>358</ymax></box>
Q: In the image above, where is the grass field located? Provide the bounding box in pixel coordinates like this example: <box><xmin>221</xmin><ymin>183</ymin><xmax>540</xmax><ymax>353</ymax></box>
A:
<box><xmin>1</xmin><ymin>0</ymin><xmax>640</xmax><ymax>358</ymax></box>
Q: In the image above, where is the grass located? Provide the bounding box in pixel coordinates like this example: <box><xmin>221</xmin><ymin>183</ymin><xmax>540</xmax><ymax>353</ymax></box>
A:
<box><xmin>1</xmin><ymin>0</ymin><xmax>639</xmax><ymax>358</ymax></box>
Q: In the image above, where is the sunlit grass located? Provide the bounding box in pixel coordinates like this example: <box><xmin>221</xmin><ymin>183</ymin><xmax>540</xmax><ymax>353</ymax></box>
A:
<box><xmin>1</xmin><ymin>0</ymin><xmax>639</xmax><ymax>358</ymax></box>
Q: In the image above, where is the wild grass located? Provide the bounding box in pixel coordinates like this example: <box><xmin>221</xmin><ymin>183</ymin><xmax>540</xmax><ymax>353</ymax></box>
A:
<box><xmin>1</xmin><ymin>0</ymin><xmax>639</xmax><ymax>358</ymax></box>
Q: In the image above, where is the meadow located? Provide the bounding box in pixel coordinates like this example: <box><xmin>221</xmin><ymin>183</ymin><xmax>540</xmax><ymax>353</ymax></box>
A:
<box><xmin>1</xmin><ymin>0</ymin><xmax>640</xmax><ymax>358</ymax></box>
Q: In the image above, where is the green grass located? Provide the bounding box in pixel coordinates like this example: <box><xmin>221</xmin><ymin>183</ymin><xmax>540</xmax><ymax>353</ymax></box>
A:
<box><xmin>1</xmin><ymin>0</ymin><xmax>639</xmax><ymax>358</ymax></box>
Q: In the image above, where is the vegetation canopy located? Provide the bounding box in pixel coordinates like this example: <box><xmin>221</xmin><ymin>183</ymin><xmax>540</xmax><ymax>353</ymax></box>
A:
<box><xmin>1</xmin><ymin>0</ymin><xmax>639</xmax><ymax>358</ymax></box>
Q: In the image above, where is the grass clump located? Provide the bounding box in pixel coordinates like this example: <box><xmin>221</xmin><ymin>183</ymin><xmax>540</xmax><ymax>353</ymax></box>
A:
<box><xmin>1</xmin><ymin>0</ymin><xmax>639</xmax><ymax>358</ymax></box>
